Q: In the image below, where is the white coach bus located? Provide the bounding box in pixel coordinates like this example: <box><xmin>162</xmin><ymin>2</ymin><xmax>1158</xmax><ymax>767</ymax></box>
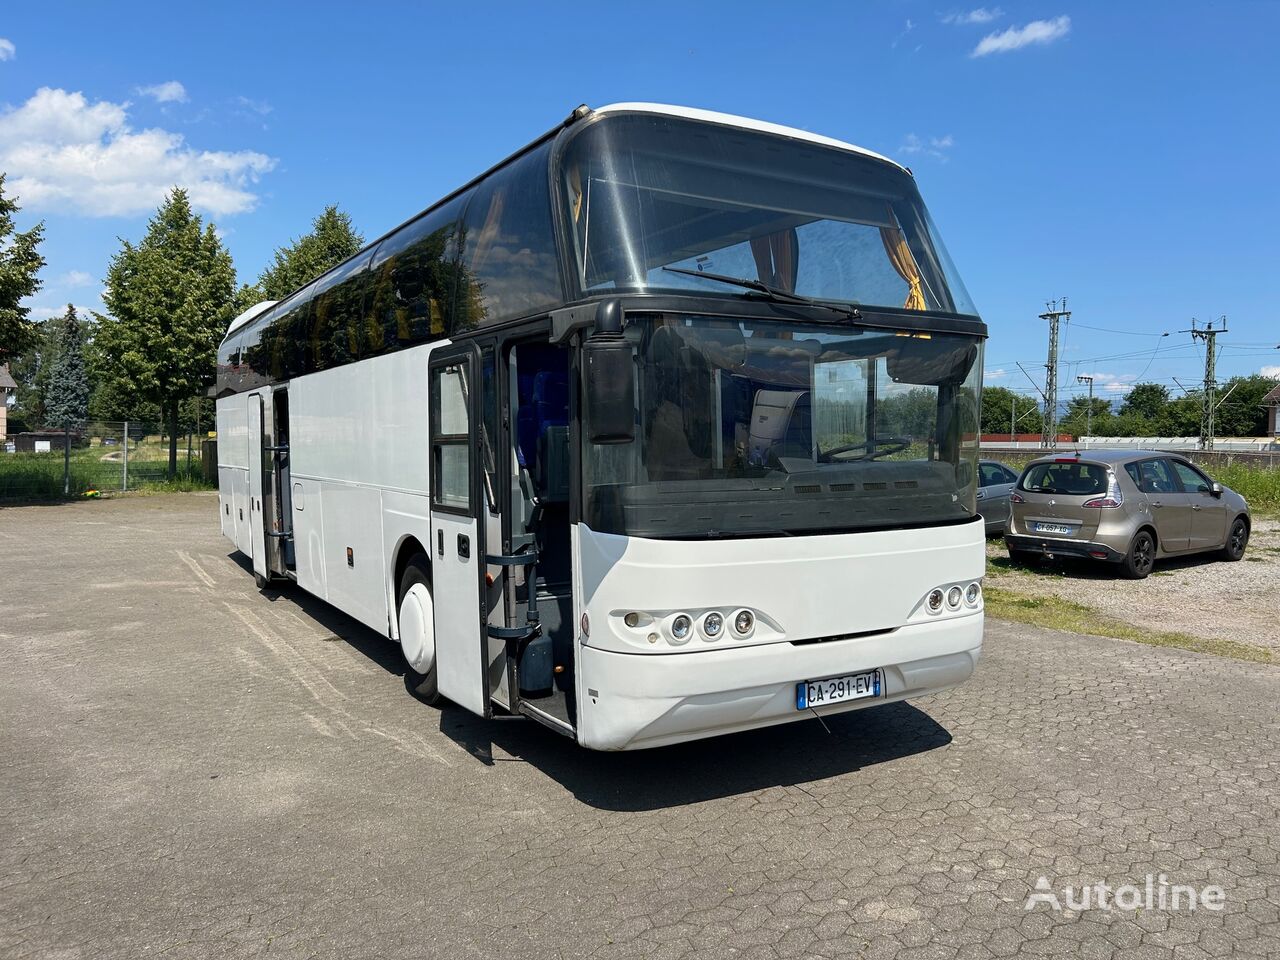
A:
<box><xmin>215</xmin><ymin>103</ymin><xmax>987</xmax><ymax>750</ymax></box>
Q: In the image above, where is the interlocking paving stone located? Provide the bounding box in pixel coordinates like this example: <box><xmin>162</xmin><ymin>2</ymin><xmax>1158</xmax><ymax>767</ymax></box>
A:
<box><xmin>1</xmin><ymin>494</ymin><xmax>1277</xmax><ymax>959</ymax></box>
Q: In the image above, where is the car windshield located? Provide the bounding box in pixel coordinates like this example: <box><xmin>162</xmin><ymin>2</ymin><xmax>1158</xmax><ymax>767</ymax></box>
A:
<box><xmin>1019</xmin><ymin>462</ymin><xmax>1109</xmax><ymax>496</ymax></box>
<box><xmin>559</xmin><ymin>113</ymin><xmax>977</xmax><ymax>316</ymax></box>
<box><xmin>582</xmin><ymin>314</ymin><xmax>983</xmax><ymax>538</ymax></box>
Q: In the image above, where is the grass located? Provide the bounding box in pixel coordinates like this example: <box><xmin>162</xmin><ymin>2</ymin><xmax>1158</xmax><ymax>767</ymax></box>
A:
<box><xmin>0</xmin><ymin>446</ymin><xmax>212</xmax><ymax>501</ymax></box>
<box><xmin>1212</xmin><ymin>462</ymin><xmax>1280</xmax><ymax>510</ymax></box>
<box><xmin>984</xmin><ymin>586</ymin><xmax>1276</xmax><ymax>665</ymax></box>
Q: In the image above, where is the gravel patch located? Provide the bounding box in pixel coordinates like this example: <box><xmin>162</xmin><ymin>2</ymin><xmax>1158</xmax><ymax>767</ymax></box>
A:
<box><xmin>985</xmin><ymin>517</ymin><xmax>1280</xmax><ymax>650</ymax></box>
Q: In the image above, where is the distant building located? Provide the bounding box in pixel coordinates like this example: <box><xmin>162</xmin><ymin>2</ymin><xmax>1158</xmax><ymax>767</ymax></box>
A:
<box><xmin>0</xmin><ymin>364</ymin><xmax>16</xmax><ymax>440</ymax></box>
<box><xmin>1264</xmin><ymin>383</ymin><xmax>1280</xmax><ymax>437</ymax></box>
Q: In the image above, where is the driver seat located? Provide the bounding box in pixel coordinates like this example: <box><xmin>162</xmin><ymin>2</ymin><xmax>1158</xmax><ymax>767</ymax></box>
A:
<box><xmin>747</xmin><ymin>390</ymin><xmax>812</xmax><ymax>465</ymax></box>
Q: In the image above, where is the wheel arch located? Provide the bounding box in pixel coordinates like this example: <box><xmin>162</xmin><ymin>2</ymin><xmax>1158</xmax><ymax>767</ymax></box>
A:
<box><xmin>389</xmin><ymin>534</ymin><xmax>430</xmax><ymax>639</ymax></box>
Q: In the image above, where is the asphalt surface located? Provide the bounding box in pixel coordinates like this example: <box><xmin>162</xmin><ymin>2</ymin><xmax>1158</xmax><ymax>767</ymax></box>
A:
<box><xmin>2</xmin><ymin>494</ymin><xmax>1278</xmax><ymax>960</ymax></box>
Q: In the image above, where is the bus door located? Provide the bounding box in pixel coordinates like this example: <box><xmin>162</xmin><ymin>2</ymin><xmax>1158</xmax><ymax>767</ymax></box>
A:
<box><xmin>247</xmin><ymin>391</ymin><xmax>268</xmax><ymax>582</ymax></box>
<box><xmin>428</xmin><ymin>346</ymin><xmax>490</xmax><ymax>717</ymax></box>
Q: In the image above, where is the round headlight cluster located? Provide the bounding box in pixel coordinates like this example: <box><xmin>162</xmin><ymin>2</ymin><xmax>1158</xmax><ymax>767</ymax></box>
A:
<box><xmin>734</xmin><ymin>610</ymin><xmax>754</xmax><ymax>635</ymax></box>
<box><xmin>702</xmin><ymin>612</ymin><xmax>724</xmax><ymax>639</ymax></box>
<box><xmin>924</xmin><ymin>582</ymin><xmax>983</xmax><ymax>615</ymax></box>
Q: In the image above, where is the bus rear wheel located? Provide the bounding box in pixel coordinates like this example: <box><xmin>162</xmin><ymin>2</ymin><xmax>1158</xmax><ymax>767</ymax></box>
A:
<box><xmin>398</xmin><ymin>554</ymin><xmax>440</xmax><ymax>705</ymax></box>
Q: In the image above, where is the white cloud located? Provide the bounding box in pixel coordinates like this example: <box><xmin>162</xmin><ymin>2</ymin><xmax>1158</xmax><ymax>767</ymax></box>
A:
<box><xmin>0</xmin><ymin>38</ymin><xmax>14</xmax><ymax>61</ymax></box>
<box><xmin>235</xmin><ymin>96</ymin><xmax>272</xmax><ymax>116</ymax></box>
<box><xmin>984</xmin><ymin>368</ymin><xmax>1007</xmax><ymax>380</ymax></box>
<box><xmin>1261</xmin><ymin>365</ymin><xmax>1280</xmax><ymax>379</ymax></box>
<box><xmin>58</xmin><ymin>270</ymin><xmax>94</xmax><ymax>288</ymax></box>
<box><xmin>972</xmin><ymin>15</ymin><xmax>1071</xmax><ymax>56</ymax></box>
<box><xmin>0</xmin><ymin>87</ymin><xmax>276</xmax><ymax>217</ymax></box>
<box><xmin>943</xmin><ymin>8</ymin><xmax>1003</xmax><ymax>25</ymax></box>
<box><xmin>137</xmin><ymin>80</ymin><xmax>188</xmax><ymax>104</ymax></box>
<box><xmin>30</xmin><ymin>304</ymin><xmax>96</xmax><ymax>322</ymax></box>
<box><xmin>900</xmin><ymin>133</ymin><xmax>955</xmax><ymax>161</ymax></box>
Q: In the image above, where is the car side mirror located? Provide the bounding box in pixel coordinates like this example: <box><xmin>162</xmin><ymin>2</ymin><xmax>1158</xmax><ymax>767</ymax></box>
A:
<box><xmin>1211</xmin><ymin>481</ymin><xmax>1223</xmax><ymax>498</ymax></box>
<box><xmin>582</xmin><ymin>300</ymin><xmax>635</xmax><ymax>445</ymax></box>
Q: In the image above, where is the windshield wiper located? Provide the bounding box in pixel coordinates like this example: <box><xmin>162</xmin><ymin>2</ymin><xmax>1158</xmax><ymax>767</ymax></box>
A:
<box><xmin>662</xmin><ymin>266</ymin><xmax>860</xmax><ymax>321</ymax></box>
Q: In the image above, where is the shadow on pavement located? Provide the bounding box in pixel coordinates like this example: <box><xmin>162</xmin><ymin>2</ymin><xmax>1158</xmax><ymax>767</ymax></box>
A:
<box><xmin>230</xmin><ymin>552</ymin><xmax>954</xmax><ymax>811</ymax></box>
<box><xmin>439</xmin><ymin>699</ymin><xmax>953</xmax><ymax>811</ymax></box>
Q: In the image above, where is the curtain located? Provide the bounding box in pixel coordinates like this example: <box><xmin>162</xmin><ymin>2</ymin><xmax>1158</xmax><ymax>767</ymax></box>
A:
<box><xmin>749</xmin><ymin>227</ymin><xmax>799</xmax><ymax>293</ymax></box>
<box><xmin>880</xmin><ymin>217</ymin><xmax>927</xmax><ymax>311</ymax></box>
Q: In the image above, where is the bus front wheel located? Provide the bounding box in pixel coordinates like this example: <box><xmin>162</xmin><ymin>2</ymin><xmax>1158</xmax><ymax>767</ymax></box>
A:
<box><xmin>398</xmin><ymin>554</ymin><xmax>440</xmax><ymax>705</ymax></box>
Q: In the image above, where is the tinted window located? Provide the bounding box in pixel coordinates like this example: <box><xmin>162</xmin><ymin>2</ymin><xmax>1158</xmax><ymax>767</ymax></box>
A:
<box><xmin>1170</xmin><ymin>459</ymin><xmax>1211</xmax><ymax>493</ymax></box>
<box><xmin>454</xmin><ymin>143</ymin><xmax>561</xmax><ymax>331</ymax></box>
<box><xmin>1124</xmin><ymin>458</ymin><xmax>1177</xmax><ymax>494</ymax></box>
<box><xmin>369</xmin><ymin>196</ymin><xmax>465</xmax><ymax>348</ymax></box>
<box><xmin>1020</xmin><ymin>461</ymin><xmax>1108</xmax><ymax>496</ymax></box>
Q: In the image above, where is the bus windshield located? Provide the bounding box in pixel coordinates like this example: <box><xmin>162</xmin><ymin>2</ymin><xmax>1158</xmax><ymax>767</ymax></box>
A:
<box><xmin>582</xmin><ymin>315</ymin><xmax>983</xmax><ymax>539</ymax></box>
<box><xmin>559</xmin><ymin>112</ymin><xmax>977</xmax><ymax>316</ymax></box>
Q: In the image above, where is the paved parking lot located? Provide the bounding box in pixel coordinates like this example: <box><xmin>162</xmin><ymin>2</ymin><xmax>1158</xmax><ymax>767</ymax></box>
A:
<box><xmin>3</xmin><ymin>494</ymin><xmax>1279</xmax><ymax>960</ymax></box>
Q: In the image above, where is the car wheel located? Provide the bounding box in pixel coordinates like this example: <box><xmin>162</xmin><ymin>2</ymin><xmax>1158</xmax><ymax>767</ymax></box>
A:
<box><xmin>1220</xmin><ymin>516</ymin><xmax>1249</xmax><ymax>562</ymax></box>
<box><xmin>1121</xmin><ymin>530</ymin><xmax>1156</xmax><ymax>580</ymax></box>
<box><xmin>398</xmin><ymin>553</ymin><xmax>440</xmax><ymax>705</ymax></box>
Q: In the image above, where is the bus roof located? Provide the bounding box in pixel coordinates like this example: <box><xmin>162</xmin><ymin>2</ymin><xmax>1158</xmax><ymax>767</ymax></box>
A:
<box><xmin>593</xmin><ymin>103</ymin><xmax>907</xmax><ymax>173</ymax></box>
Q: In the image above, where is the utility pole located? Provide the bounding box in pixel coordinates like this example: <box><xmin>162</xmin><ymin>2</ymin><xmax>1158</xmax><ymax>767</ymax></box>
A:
<box><xmin>1180</xmin><ymin>316</ymin><xmax>1227</xmax><ymax>449</ymax></box>
<box><xmin>1076</xmin><ymin>374</ymin><xmax>1095</xmax><ymax>442</ymax></box>
<box><xmin>1039</xmin><ymin>298</ymin><xmax>1070</xmax><ymax>448</ymax></box>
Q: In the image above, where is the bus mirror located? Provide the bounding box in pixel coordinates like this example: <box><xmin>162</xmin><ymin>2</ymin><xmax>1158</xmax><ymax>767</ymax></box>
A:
<box><xmin>584</xmin><ymin>300</ymin><xmax>634</xmax><ymax>444</ymax></box>
<box><xmin>583</xmin><ymin>337</ymin><xmax>635</xmax><ymax>444</ymax></box>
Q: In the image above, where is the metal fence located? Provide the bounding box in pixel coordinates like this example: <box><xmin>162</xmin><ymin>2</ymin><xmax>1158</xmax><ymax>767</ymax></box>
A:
<box><xmin>0</xmin><ymin>420</ymin><xmax>212</xmax><ymax>501</ymax></box>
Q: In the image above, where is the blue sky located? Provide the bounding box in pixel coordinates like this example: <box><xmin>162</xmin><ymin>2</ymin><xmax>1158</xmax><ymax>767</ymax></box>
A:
<box><xmin>3</xmin><ymin>1</ymin><xmax>1278</xmax><ymax>409</ymax></box>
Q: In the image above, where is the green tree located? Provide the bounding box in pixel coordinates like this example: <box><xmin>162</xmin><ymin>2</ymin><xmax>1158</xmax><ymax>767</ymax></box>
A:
<box><xmin>979</xmin><ymin>385</ymin><xmax>1042</xmax><ymax>436</ymax></box>
<box><xmin>44</xmin><ymin>305</ymin><xmax>90</xmax><ymax>429</ymax></box>
<box><xmin>255</xmin><ymin>205</ymin><xmax>363</xmax><ymax>300</ymax></box>
<box><xmin>97</xmin><ymin>189</ymin><xmax>238</xmax><ymax>477</ymax></box>
<box><xmin>1214</xmin><ymin>374</ymin><xmax>1279</xmax><ymax>437</ymax></box>
<box><xmin>1119</xmin><ymin>382</ymin><xmax>1170</xmax><ymax>421</ymax></box>
<box><xmin>1060</xmin><ymin>395</ymin><xmax>1112</xmax><ymax>439</ymax></box>
<box><xmin>0</xmin><ymin>174</ymin><xmax>47</xmax><ymax>364</ymax></box>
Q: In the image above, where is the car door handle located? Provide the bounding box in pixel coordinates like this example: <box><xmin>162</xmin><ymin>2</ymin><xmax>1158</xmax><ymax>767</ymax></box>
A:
<box><xmin>457</xmin><ymin>534</ymin><xmax>470</xmax><ymax>559</ymax></box>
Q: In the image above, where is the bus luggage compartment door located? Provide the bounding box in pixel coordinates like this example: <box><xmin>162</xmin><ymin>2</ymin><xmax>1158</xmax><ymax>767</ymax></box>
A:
<box><xmin>428</xmin><ymin>347</ymin><xmax>489</xmax><ymax>718</ymax></box>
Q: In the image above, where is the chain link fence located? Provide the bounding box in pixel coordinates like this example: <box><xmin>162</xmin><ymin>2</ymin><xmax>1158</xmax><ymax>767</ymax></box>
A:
<box><xmin>0</xmin><ymin>419</ymin><xmax>215</xmax><ymax>502</ymax></box>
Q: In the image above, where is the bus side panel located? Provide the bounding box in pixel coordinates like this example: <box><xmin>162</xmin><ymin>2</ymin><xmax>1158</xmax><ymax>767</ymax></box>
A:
<box><xmin>320</xmin><ymin>482</ymin><xmax>387</xmax><ymax>633</ymax></box>
<box><xmin>292</xmin><ymin>476</ymin><xmax>326</xmax><ymax>600</ymax></box>
<box><xmin>215</xmin><ymin>393</ymin><xmax>250</xmax><ymax>554</ymax></box>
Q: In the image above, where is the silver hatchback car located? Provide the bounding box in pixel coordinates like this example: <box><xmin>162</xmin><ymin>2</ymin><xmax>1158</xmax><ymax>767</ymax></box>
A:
<box><xmin>1005</xmin><ymin>450</ymin><xmax>1251</xmax><ymax>579</ymax></box>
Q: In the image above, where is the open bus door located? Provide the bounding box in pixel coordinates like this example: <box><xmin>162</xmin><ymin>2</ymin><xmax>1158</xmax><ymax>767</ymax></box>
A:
<box><xmin>247</xmin><ymin>392</ymin><xmax>268</xmax><ymax>584</ymax></box>
<box><xmin>427</xmin><ymin>346</ymin><xmax>490</xmax><ymax>717</ymax></box>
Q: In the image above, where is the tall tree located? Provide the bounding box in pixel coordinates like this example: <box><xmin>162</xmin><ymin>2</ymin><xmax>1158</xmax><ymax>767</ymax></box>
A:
<box><xmin>256</xmin><ymin>205</ymin><xmax>364</xmax><ymax>300</ymax></box>
<box><xmin>44</xmin><ymin>305</ymin><xmax>90</xmax><ymax>429</ymax></box>
<box><xmin>0</xmin><ymin>174</ymin><xmax>47</xmax><ymax>364</ymax></box>
<box><xmin>97</xmin><ymin>189</ymin><xmax>237</xmax><ymax>477</ymax></box>
<box><xmin>980</xmin><ymin>385</ymin><xmax>1043</xmax><ymax>435</ymax></box>
<box><xmin>1119</xmin><ymin>382</ymin><xmax>1170</xmax><ymax>421</ymax></box>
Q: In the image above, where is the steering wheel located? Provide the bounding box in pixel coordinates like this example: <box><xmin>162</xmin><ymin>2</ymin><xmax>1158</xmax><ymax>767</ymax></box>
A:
<box><xmin>818</xmin><ymin>437</ymin><xmax>911</xmax><ymax>462</ymax></box>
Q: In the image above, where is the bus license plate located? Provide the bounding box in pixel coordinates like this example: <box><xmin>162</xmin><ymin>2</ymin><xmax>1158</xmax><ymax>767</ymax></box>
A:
<box><xmin>796</xmin><ymin>669</ymin><xmax>881</xmax><ymax>710</ymax></box>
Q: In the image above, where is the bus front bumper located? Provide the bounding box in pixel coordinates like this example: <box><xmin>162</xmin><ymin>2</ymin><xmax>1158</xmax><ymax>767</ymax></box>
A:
<box><xmin>576</xmin><ymin>612</ymin><xmax>982</xmax><ymax>750</ymax></box>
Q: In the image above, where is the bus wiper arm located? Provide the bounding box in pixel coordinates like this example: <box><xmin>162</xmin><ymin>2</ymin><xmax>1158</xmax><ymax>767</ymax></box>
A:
<box><xmin>662</xmin><ymin>266</ymin><xmax>860</xmax><ymax>320</ymax></box>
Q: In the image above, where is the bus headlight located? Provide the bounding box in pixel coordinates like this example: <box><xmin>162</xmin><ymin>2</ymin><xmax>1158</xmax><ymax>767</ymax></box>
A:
<box><xmin>926</xmin><ymin>589</ymin><xmax>945</xmax><ymax>613</ymax></box>
<box><xmin>946</xmin><ymin>586</ymin><xmax>963</xmax><ymax>610</ymax></box>
<box><xmin>965</xmin><ymin>582</ymin><xmax>982</xmax><ymax>606</ymax></box>
<box><xmin>734</xmin><ymin>610</ymin><xmax>754</xmax><ymax>635</ymax></box>
<box><xmin>702</xmin><ymin>612</ymin><xmax>724</xmax><ymax>639</ymax></box>
<box><xmin>669</xmin><ymin>614</ymin><xmax>693</xmax><ymax>643</ymax></box>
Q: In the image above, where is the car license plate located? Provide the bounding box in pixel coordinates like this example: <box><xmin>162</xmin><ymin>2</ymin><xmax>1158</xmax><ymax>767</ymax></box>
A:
<box><xmin>1033</xmin><ymin>522</ymin><xmax>1075</xmax><ymax>535</ymax></box>
<box><xmin>796</xmin><ymin>669</ymin><xmax>881</xmax><ymax>710</ymax></box>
